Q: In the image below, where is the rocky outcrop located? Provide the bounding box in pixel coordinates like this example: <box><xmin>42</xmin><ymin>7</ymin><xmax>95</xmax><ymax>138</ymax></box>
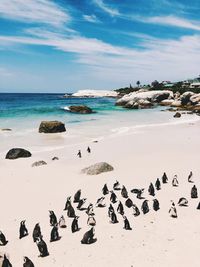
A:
<box><xmin>1</xmin><ymin>128</ymin><xmax>12</xmax><ymax>131</ymax></box>
<box><xmin>81</xmin><ymin>162</ymin><xmax>114</xmax><ymax>175</ymax></box>
<box><xmin>39</xmin><ymin>121</ymin><xmax>66</xmax><ymax>133</ymax></box>
<box><xmin>67</xmin><ymin>105</ymin><xmax>94</xmax><ymax>114</ymax></box>
<box><xmin>170</xmin><ymin>100</ymin><xmax>182</xmax><ymax>107</ymax></box>
<box><xmin>180</xmin><ymin>92</ymin><xmax>194</xmax><ymax>105</ymax></box>
<box><xmin>6</xmin><ymin>148</ymin><xmax>32</xmax><ymax>159</ymax></box>
<box><xmin>116</xmin><ymin>90</ymin><xmax>173</xmax><ymax>109</ymax></box>
<box><xmin>32</xmin><ymin>160</ymin><xmax>47</xmax><ymax>167</ymax></box>
<box><xmin>69</xmin><ymin>90</ymin><xmax>118</xmax><ymax>98</ymax></box>
<box><xmin>160</xmin><ymin>99</ymin><xmax>174</xmax><ymax>106</ymax></box>
<box><xmin>174</xmin><ymin>112</ymin><xmax>181</xmax><ymax>118</ymax></box>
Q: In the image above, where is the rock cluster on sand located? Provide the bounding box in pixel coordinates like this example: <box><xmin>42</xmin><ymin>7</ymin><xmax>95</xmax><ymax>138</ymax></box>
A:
<box><xmin>68</xmin><ymin>105</ymin><xmax>94</xmax><ymax>114</ymax></box>
<box><xmin>39</xmin><ymin>121</ymin><xmax>66</xmax><ymax>133</ymax></box>
<box><xmin>32</xmin><ymin>160</ymin><xmax>47</xmax><ymax>167</ymax></box>
<box><xmin>6</xmin><ymin>148</ymin><xmax>32</xmax><ymax>159</ymax></box>
<box><xmin>81</xmin><ymin>162</ymin><xmax>114</xmax><ymax>175</ymax></box>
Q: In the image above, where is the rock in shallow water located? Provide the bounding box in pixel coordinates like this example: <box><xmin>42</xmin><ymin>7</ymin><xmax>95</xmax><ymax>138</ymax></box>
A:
<box><xmin>39</xmin><ymin>121</ymin><xmax>66</xmax><ymax>133</ymax></box>
<box><xmin>68</xmin><ymin>105</ymin><xmax>94</xmax><ymax>114</ymax></box>
<box><xmin>81</xmin><ymin>162</ymin><xmax>114</xmax><ymax>175</ymax></box>
<box><xmin>6</xmin><ymin>148</ymin><xmax>32</xmax><ymax>159</ymax></box>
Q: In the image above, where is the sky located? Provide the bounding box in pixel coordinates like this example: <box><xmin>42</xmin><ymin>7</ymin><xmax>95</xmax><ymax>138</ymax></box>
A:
<box><xmin>1</xmin><ymin>0</ymin><xmax>200</xmax><ymax>93</ymax></box>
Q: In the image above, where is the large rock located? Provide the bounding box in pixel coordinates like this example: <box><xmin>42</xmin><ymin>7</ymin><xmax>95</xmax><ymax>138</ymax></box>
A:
<box><xmin>39</xmin><ymin>121</ymin><xmax>66</xmax><ymax>133</ymax></box>
<box><xmin>180</xmin><ymin>92</ymin><xmax>194</xmax><ymax>105</ymax></box>
<box><xmin>160</xmin><ymin>99</ymin><xmax>174</xmax><ymax>106</ymax></box>
<box><xmin>81</xmin><ymin>162</ymin><xmax>114</xmax><ymax>175</ymax></box>
<box><xmin>72</xmin><ymin>90</ymin><xmax>118</xmax><ymax>98</ymax></box>
<box><xmin>6</xmin><ymin>148</ymin><xmax>32</xmax><ymax>159</ymax></box>
<box><xmin>68</xmin><ymin>105</ymin><xmax>94</xmax><ymax>114</ymax></box>
<box><xmin>170</xmin><ymin>100</ymin><xmax>182</xmax><ymax>107</ymax></box>
<box><xmin>190</xmin><ymin>93</ymin><xmax>200</xmax><ymax>105</ymax></box>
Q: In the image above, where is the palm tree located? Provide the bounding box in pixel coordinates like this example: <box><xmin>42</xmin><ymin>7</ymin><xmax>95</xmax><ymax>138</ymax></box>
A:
<box><xmin>136</xmin><ymin>81</ymin><xmax>140</xmax><ymax>87</ymax></box>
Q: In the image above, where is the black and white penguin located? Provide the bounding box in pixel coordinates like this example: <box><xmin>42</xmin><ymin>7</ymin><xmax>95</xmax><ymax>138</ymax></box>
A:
<box><xmin>67</xmin><ymin>204</ymin><xmax>76</xmax><ymax>218</ymax></box>
<box><xmin>64</xmin><ymin>196</ymin><xmax>72</xmax><ymax>211</ymax></box>
<box><xmin>191</xmin><ymin>185</ymin><xmax>198</xmax><ymax>198</ymax></box>
<box><xmin>102</xmin><ymin>184</ymin><xmax>109</xmax><ymax>195</ymax></box>
<box><xmin>196</xmin><ymin>202</ymin><xmax>200</xmax><ymax>209</ymax></box>
<box><xmin>2</xmin><ymin>255</ymin><xmax>12</xmax><ymax>267</ymax></box>
<box><xmin>23</xmin><ymin>257</ymin><xmax>34</xmax><ymax>267</ymax></box>
<box><xmin>108</xmin><ymin>204</ymin><xmax>114</xmax><ymax>217</ymax></box>
<box><xmin>110</xmin><ymin>191</ymin><xmax>117</xmax><ymax>203</ymax></box>
<box><xmin>172</xmin><ymin>175</ymin><xmax>179</xmax><ymax>187</ymax></box>
<box><xmin>96</xmin><ymin>197</ymin><xmax>106</xmax><ymax>208</ymax></box>
<box><xmin>148</xmin><ymin>183</ymin><xmax>155</xmax><ymax>196</ymax></box>
<box><xmin>123</xmin><ymin>216</ymin><xmax>132</xmax><ymax>230</ymax></box>
<box><xmin>58</xmin><ymin>215</ymin><xmax>67</xmax><ymax>228</ymax></box>
<box><xmin>0</xmin><ymin>231</ymin><xmax>8</xmax><ymax>246</ymax></box>
<box><xmin>113</xmin><ymin>180</ymin><xmax>121</xmax><ymax>190</ymax></box>
<box><xmin>49</xmin><ymin>210</ymin><xmax>57</xmax><ymax>226</ymax></box>
<box><xmin>110</xmin><ymin>210</ymin><xmax>118</xmax><ymax>224</ymax></box>
<box><xmin>73</xmin><ymin>189</ymin><xmax>81</xmax><ymax>203</ymax></box>
<box><xmin>19</xmin><ymin>220</ymin><xmax>28</xmax><ymax>239</ymax></box>
<box><xmin>155</xmin><ymin>178</ymin><xmax>161</xmax><ymax>190</ymax></box>
<box><xmin>141</xmin><ymin>200</ymin><xmax>149</xmax><ymax>214</ymax></box>
<box><xmin>153</xmin><ymin>199</ymin><xmax>160</xmax><ymax>211</ymax></box>
<box><xmin>23</xmin><ymin>257</ymin><xmax>35</xmax><ymax>267</ymax></box>
<box><xmin>132</xmin><ymin>204</ymin><xmax>140</xmax><ymax>216</ymax></box>
<box><xmin>117</xmin><ymin>201</ymin><xmax>124</xmax><ymax>215</ymax></box>
<box><xmin>121</xmin><ymin>185</ymin><xmax>128</xmax><ymax>198</ymax></box>
<box><xmin>131</xmin><ymin>188</ymin><xmax>144</xmax><ymax>199</ymax></box>
<box><xmin>162</xmin><ymin>172</ymin><xmax>168</xmax><ymax>184</ymax></box>
<box><xmin>169</xmin><ymin>201</ymin><xmax>177</xmax><ymax>218</ymax></box>
<box><xmin>125</xmin><ymin>198</ymin><xmax>133</xmax><ymax>208</ymax></box>
<box><xmin>71</xmin><ymin>216</ymin><xmax>79</xmax><ymax>233</ymax></box>
<box><xmin>32</xmin><ymin>223</ymin><xmax>42</xmax><ymax>243</ymax></box>
<box><xmin>178</xmin><ymin>197</ymin><xmax>188</xmax><ymax>207</ymax></box>
<box><xmin>77</xmin><ymin>198</ymin><xmax>87</xmax><ymax>210</ymax></box>
<box><xmin>86</xmin><ymin>204</ymin><xmax>94</xmax><ymax>216</ymax></box>
<box><xmin>36</xmin><ymin>237</ymin><xmax>49</xmax><ymax>257</ymax></box>
<box><xmin>188</xmin><ymin>171</ymin><xmax>193</xmax><ymax>183</ymax></box>
<box><xmin>87</xmin><ymin>215</ymin><xmax>96</xmax><ymax>226</ymax></box>
<box><xmin>50</xmin><ymin>225</ymin><xmax>60</xmax><ymax>242</ymax></box>
<box><xmin>81</xmin><ymin>227</ymin><xmax>95</xmax><ymax>244</ymax></box>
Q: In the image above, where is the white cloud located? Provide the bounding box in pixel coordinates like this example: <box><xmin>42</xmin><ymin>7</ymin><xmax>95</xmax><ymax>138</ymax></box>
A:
<box><xmin>83</xmin><ymin>14</ymin><xmax>100</xmax><ymax>23</ymax></box>
<box><xmin>93</xmin><ymin>0</ymin><xmax>120</xmax><ymax>17</ymax></box>
<box><xmin>0</xmin><ymin>0</ymin><xmax>70</xmax><ymax>27</ymax></box>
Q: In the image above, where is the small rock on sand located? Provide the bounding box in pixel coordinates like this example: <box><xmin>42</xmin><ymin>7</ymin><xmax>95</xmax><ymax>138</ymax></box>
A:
<box><xmin>32</xmin><ymin>160</ymin><xmax>47</xmax><ymax>167</ymax></box>
<box><xmin>81</xmin><ymin>162</ymin><xmax>114</xmax><ymax>175</ymax></box>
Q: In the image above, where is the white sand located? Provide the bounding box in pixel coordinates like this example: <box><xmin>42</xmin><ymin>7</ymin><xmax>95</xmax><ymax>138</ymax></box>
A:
<box><xmin>1</xmin><ymin>118</ymin><xmax>200</xmax><ymax>266</ymax></box>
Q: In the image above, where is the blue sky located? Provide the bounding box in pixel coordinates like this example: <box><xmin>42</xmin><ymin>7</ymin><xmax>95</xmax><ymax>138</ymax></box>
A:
<box><xmin>1</xmin><ymin>0</ymin><xmax>200</xmax><ymax>92</ymax></box>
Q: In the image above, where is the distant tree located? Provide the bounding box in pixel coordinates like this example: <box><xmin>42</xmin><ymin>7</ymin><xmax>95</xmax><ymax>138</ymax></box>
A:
<box><xmin>151</xmin><ymin>80</ymin><xmax>159</xmax><ymax>88</ymax></box>
<box><xmin>136</xmin><ymin>81</ymin><xmax>140</xmax><ymax>87</ymax></box>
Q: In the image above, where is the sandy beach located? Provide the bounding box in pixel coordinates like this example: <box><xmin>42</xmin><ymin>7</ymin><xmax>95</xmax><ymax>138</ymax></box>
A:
<box><xmin>1</xmin><ymin>116</ymin><xmax>200</xmax><ymax>266</ymax></box>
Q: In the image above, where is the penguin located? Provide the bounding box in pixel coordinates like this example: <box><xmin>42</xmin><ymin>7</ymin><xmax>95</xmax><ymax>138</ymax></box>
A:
<box><xmin>162</xmin><ymin>172</ymin><xmax>168</xmax><ymax>183</ymax></box>
<box><xmin>172</xmin><ymin>175</ymin><xmax>179</xmax><ymax>187</ymax></box>
<box><xmin>36</xmin><ymin>237</ymin><xmax>49</xmax><ymax>257</ymax></box>
<box><xmin>191</xmin><ymin>185</ymin><xmax>198</xmax><ymax>198</ymax></box>
<box><xmin>58</xmin><ymin>215</ymin><xmax>67</xmax><ymax>228</ymax></box>
<box><xmin>19</xmin><ymin>220</ymin><xmax>28</xmax><ymax>239</ymax></box>
<box><xmin>110</xmin><ymin>191</ymin><xmax>117</xmax><ymax>203</ymax></box>
<box><xmin>113</xmin><ymin>180</ymin><xmax>121</xmax><ymax>190</ymax></box>
<box><xmin>64</xmin><ymin>196</ymin><xmax>71</xmax><ymax>211</ymax></box>
<box><xmin>131</xmin><ymin>188</ymin><xmax>144</xmax><ymax>199</ymax></box>
<box><xmin>123</xmin><ymin>216</ymin><xmax>132</xmax><ymax>230</ymax></box>
<box><xmin>110</xmin><ymin>210</ymin><xmax>118</xmax><ymax>224</ymax></box>
<box><xmin>188</xmin><ymin>171</ymin><xmax>193</xmax><ymax>183</ymax></box>
<box><xmin>102</xmin><ymin>184</ymin><xmax>109</xmax><ymax>195</ymax></box>
<box><xmin>169</xmin><ymin>201</ymin><xmax>177</xmax><ymax>218</ymax></box>
<box><xmin>96</xmin><ymin>197</ymin><xmax>106</xmax><ymax>208</ymax></box>
<box><xmin>81</xmin><ymin>227</ymin><xmax>95</xmax><ymax>244</ymax></box>
<box><xmin>87</xmin><ymin>215</ymin><xmax>96</xmax><ymax>226</ymax></box>
<box><xmin>155</xmin><ymin>178</ymin><xmax>161</xmax><ymax>190</ymax></box>
<box><xmin>121</xmin><ymin>185</ymin><xmax>128</xmax><ymax>198</ymax></box>
<box><xmin>108</xmin><ymin>204</ymin><xmax>114</xmax><ymax>217</ymax></box>
<box><xmin>178</xmin><ymin>197</ymin><xmax>188</xmax><ymax>207</ymax></box>
<box><xmin>67</xmin><ymin>204</ymin><xmax>76</xmax><ymax>218</ymax></box>
<box><xmin>23</xmin><ymin>257</ymin><xmax>34</xmax><ymax>267</ymax></box>
<box><xmin>2</xmin><ymin>255</ymin><xmax>12</xmax><ymax>267</ymax></box>
<box><xmin>86</xmin><ymin>204</ymin><xmax>94</xmax><ymax>216</ymax></box>
<box><xmin>117</xmin><ymin>201</ymin><xmax>124</xmax><ymax>215</ymax></box>
<box><xmin>0</xmin><ymin>231</ymin><xmax>8</xmax><ymax>246</ymax></box>
<box><xmin>132</xmin><ymin>204</ymin><xmax>140</xmax><ymax>216</ymax></box>
<box><xmin>32</xmin><ymin>223</ymin><xmax>42</xmax><ymax>243</ymax></box>
<box><xmin>125</xmin><ymin>198</ymin><xmax>133</xmax><ymax>208</ymax></box>
<box><xmin>73</xmin><ymin>189</ymin><xmax>81</xmax><ymax>203</ymax></box>
<box><xmin>153</xmin><ymin>199</ymin><xmax>160</xmax><ymax>211</ymax></box>
<box><xmin>141</xmin><ymin>200</ymin><xmax>149</xmax><ymax>214</ymax></box>
<box><xmin>71</xmin><ymin>216</ymin><xmax>79</xmax><ymax>233</ymax></box>
<box><xmin>148</xmin><ymin>183</ymin><xmax>155</xmax><ymax>196</ymax></box>
<box><xmin>49</xmin><ymin>210</ymin><xmax>57</xmax><ymax>226</ymax></box>
<box><xmin>196</xmin><ymin>202</ymin><xmax>200</xmax><ymax>209</ymax></box>
<box><xmin>77</xmin><ymin>198</ymin><xmax>87</xmax><ymax>210</ymax></box>
<box><xmin>50</xmin><ymin>225</ymin><xmax>60</xmax><ymax>242</ymax></box>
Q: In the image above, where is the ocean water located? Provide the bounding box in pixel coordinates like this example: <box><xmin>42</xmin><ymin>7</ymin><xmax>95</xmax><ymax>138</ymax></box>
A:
<box><xmin>0</xmin><ymin>93</ymin><xmax>199</xmax><ymax>153</ymax></box>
